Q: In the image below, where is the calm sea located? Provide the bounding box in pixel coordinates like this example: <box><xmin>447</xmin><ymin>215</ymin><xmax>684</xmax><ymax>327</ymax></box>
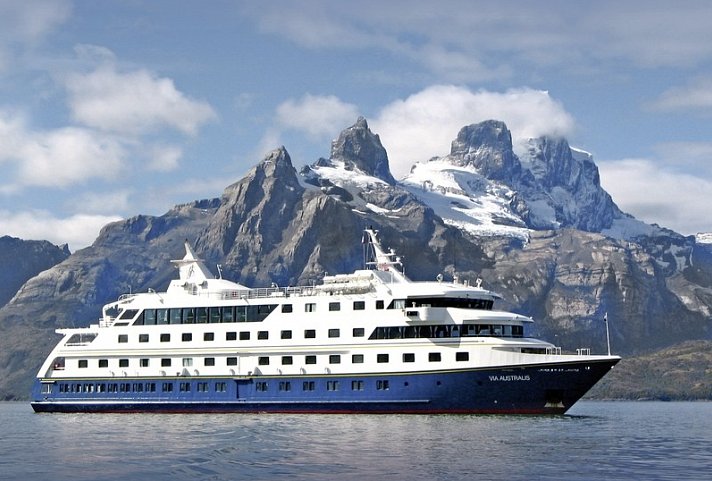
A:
<box><xmin>1</xmin><ymin>401</ymin><xmax>709</xmax><ymax>481</ymax></box>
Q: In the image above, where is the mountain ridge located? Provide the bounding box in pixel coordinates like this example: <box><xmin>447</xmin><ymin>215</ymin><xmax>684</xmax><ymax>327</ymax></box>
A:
<box><xmin>0</xmin><ymin>117</ymin><xmax>710</xmax><ymax>400</ymax></box>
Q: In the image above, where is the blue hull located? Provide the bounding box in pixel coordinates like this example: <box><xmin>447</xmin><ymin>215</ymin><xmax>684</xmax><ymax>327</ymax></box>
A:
<box><xmin>31</xmin><ymin>358</ymin><xmax>617</xmax><ymax>414</ymax></box>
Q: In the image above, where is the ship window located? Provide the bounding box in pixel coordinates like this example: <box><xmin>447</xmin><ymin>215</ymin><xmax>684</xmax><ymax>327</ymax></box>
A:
<box><xmin>256</xmin><ymin>382</ymin><xmax>268</xmax><ymax>392</ymax></box>
<box><xmin>156</xmin><ymin>309</ymin><xmax>168</xmax><ymax>325</ymax></box>
<box><xmin>403</xmin><ymin>353</ymin><xmax>415</xmax><ymax>363</ymax></box>
<box><xmin>169</xmin><ymin>308</ymin><xmax>181</xmax><ymax>324</ymax></box>
<box><xmin>196</xmin><ymin>307</ymin><xmax>208</xmax><ymax>323</ymax></box>
<box><xmin>65</xmin><ymin>333</ymin><xmax>97</xmax><ymax>345</ymax></box>
<box><xmin>236</xmin><ymin>305</ymin><xmax>247</xmax><ymax>322</ymax></box>
<box><xmin>215</xmin><ymin>382</ymin><xmax>227</xmax><ymax>392</ymax></box>
<box><xmin>227</xmin><ymin>357</ymin><xmax>238</xmax><ymax>366</ymax></box>
<box><xmin>140</xmin><ymin>358</ymin><xmax>149</xmax><ymax>367</ymax></box>
<box><xmin>282</xmin><ymin>356</ymin><xmax>293</xmax><ymax>365</ymax></box>
<box><xmin>78</xmin><ymin>359</ymin><xmax>88</xmax><ymax>368</ymax></box>
<box><xmin>329</xmin><ymin>354</ymin><xmax>341</xmax><ymax>364</ymax></box>
<box><xmin>279</xmin><ymin>381</ymin><xmax>291</xmax><ymax>392</ymax></box>
<box><xmin>98</xmin><ymin>359</ymin><xmax>108</xmax><ymax>368</ymax></box>
<box><xmin>329</xmin><ymin>302</ymin><xmax>340</xmax><ymax>311</ymax></box>
<box><xmin>180</xmin><ymin>382</ymin><xmax>191</xmax><ymax>392</ymax></box>
<box><xmin>377</xmin><ymin>354</ymin><xmax>389</xmax><ymax>363</ymax></box>
<box><xmin>305</xmin><ymin>355</ymin><xmax>316</xmax><ymax>365</ymax></box>
<box><xmin>118</xmin><ymin>334</ymin><xmax>128</xmax><ymax>343</ymax></box>
<box><xmin>429</xmin><ymin>352</ymin><xmax>441</xmax><ymax>362</ymax></box>
<box><xmin>161</xmin><ymin>358</ymin><xmax>171</xmax><ymax>367</ymax></box>
<box><xmin>197</xmin><ymin>382</ymin><xmax>209</xmax><ymax>392</ymax></box>
<box><xmin>352</xmin><ymin>354</ymin><xmax>364</xmax><ymax>364</ymax></box>
<box><xmin>257</xmin><ymin>331</ymin><xmax>269</xmax><ymax>340</ymax></box>
<box><xmin>353</xmin><ymin>328</ymin><xmax>365</xmax><ymax>337</ymax></box>
<box><xmin>328</xmin><ymin>328</ymin><xmax>340</xmax><ymax>338</ymax></box>
<box><xmin>160</xmin><ymin>333</ymin><xmax>170</xmax><ymax>342</ymax></box>
<box><xmin>162</xmin><ymin>382</ymin><xmax>173</xmax><ymax>392</ymax></box>
<box><xmin>182</xmin><ymin>333</ymin><xmax>192</xmax><ymax>342</ymax></box>
<box><xmin>281</xmin><ymin>304</ymin><xmax>293</xmax><ymax>313</ymax></box>
<box><xmin>376</xmin><ymin>380</ymin><xmax>390</xmax><ymax>391</ymax></box>
<box><xmin>221</xmin><ymin>306</ymin><xmax>235</xmax><ymax>323</ymax></box>
<box><xmin>239</xmin><ymin>331</ymin><xmax>250</xmax><ymax>340</ymax></box>
<box><xmin>303</xmin><ymin>381</ymin><xmax>315</xmax><ymax>391</ymax></box>
<box><xmin>119</xmin><ymin>309</ymin><xmax>138</xmax><ymax>320</ymax></box>
<box><xmin>456</xmin><ymin>352</ymin><xmax>469</xmax><ymax>362</ymax></box>
<box><xmin>119</xmin><ymin>359</ymin><xmax>129</xmax><ymax>368</ymax></box>
<box><xmin>182</xmin><ymin>308</ymin><xmax>195</xmax><ymax>324</ymax></box>
<box><xmin>376</xmin><ymin>300</ymin><xmax>384</xmax><ymax>309</ymax></box>
<box><xmin>258</xmin><ymin>356</ymin><xmax>269</xmax><ymax>365</ymax></box>
<box><xmin>304</xmin><ymin>329</ymin><xmax>316</xmax><ymax>339</ymax></box>
<box><xmin>305</xmin><ymin>303</ymin><xmax>316</xmax><ymax>312</ymax></box>
<box><xmin>209</xmin><ymin>307</ymin><xmax>221</xmax><ymax>323</ymax></box>
<box><xmin>144</xmin><ymin>309</ymin><xmax>157</xmax><ymax>325</ymax></box>
<box><xmin>139</xmin><ymin>334</ymin><xmax>149</xmax><ymax>343</ymax></box>
<box><xmin>351</xmin><ymin>380</ymin><xmax>364</xmax><ymax>391</ymax></box>
<box><xmin>204</xmin><ymin>332</ymin><xmax>215</xmax><ymax>341</ymax></box>
<box><xmin>388</xmin><ymin>299</ymin><xmax>406</xmax><ymax>309</ymax></box>
<box><xmin>353</xmin><ymin>301</ymin><xmax>365</xmax><ymax>310</ymax></box>
<box><xmin>226</xmin><ymin>331</ymin><xmax>237</xmax><ymax>341</ymax></box>
<box><xmin>204</xmin><ymin>357</ymin><xmax>215</xmax><ymax>366</ymax></box>
<box><xmin>281</xmin><ymin>330</ymin><xmax>292</xmax><ymax>339</ymax></box>
<box><xmin>326</xmin><ymin>380</ymin><xmax>339</xmax><ymax>391</ymax></box>
<box><xmin>182</xmin><ymin>358</ymin><xmax>193</xmax><ymax>367</ymax></box>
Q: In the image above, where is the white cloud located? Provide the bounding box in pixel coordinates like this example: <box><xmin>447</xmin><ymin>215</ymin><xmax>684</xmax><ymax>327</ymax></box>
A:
<box><xmin>650</xmin><ymin>77</ymin><xmax>712</xmax><ymax>113</ymax></box>
<box><xmin>0</xmin><ymin>0</ymin><xmax>71</xmax><ymax>72</ymax></box>
<box><xmin>0</xmin><ymin>111</ymin><xmax>125</xmax><ymax>188</ymax></box>
<box><xmin>64</xmin><ymin>61</ymin><xmax>216</xmax><ymax>136</ymax></box>
<box><xmin>245</xmin><ymin>1</ymin><xmax>712</xmax><ymax>80</ymax></box>
<box><xmin>275</xmin><ymin>94</ymin><xmax>360</xmax><ymax>140</ymax></box>
<box><xmin>65</xmin><ymin>190</ymin><xmax>132</xmax><ymax>214</ymax></box>
<box><xmin>598</xmin><ymin>158</ymin><xmax>712</xmax><ymax>235</ymax></box>
<box><xmin>371</xmin><ymin>85</ymin><xmax>575</xmax><ymax>177</ymax></box>
<box><xmin>147</xmin><ymin>145</ymin><xmax>182</xmax><ymax>172</ymax></box>
<box><xmin>0</xmin><ymin>209</ymin><xmax>122</xmax><ymax>251</ymax></box>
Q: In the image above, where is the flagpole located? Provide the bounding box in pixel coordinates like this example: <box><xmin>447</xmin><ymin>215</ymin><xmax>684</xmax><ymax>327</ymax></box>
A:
<box><xmin>604</xmin><ymin>312</ymin><xmax>611</xmax><ymax>356</ymax></box>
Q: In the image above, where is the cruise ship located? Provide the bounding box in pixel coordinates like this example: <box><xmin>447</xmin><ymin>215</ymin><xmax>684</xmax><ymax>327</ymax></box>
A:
<box><xmin>31</xmin><ymin>229</ymin><xmax>619</xmax><ymax>414</ymax></box>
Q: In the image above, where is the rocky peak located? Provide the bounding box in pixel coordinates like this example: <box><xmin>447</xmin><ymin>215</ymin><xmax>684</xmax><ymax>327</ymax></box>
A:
<box><xmin>449</xmin><ymin>120</ymin><xmax>522</xmax><ymax>182</ymax></box>
<box><xmin>329</xmin><ymin>117</ymin><xmax>396</xmax><ymax>185</ymax></box>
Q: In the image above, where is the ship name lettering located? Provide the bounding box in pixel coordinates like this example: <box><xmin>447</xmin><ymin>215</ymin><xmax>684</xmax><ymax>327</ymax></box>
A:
<box><xmin>488</xmin><ymin>375</ymin><xmax>530</xmax><ymax>382</ymax></box>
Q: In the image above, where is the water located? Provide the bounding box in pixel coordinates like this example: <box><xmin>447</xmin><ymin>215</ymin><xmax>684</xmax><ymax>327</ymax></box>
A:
<box><xmin>1</xmin><ymin>401</ymin><xmax>709</xmax><ymax>481</ymax></box>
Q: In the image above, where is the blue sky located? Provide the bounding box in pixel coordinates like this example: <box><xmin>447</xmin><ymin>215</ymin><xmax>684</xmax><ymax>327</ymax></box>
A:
<box><xmin>2</xmin><ymin>0</ymin><xmax>712</xmax><ymax>250</ymax></box>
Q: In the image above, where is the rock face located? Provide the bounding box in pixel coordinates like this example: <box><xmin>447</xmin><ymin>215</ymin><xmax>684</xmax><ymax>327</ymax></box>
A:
<box><xmin>0</xmin><ymin>236</ymin><xmax>70</xmax><ymax>308</ymax></box>
<box><xmin>0</xmin><ymin>117</ymin><xmax>711</xmax><ymax>400</ymax></box>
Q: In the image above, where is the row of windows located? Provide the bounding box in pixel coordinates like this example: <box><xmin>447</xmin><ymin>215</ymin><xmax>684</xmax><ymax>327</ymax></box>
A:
<box><xmin>56</xmin><ymin>381</ymin><xmax>228</xmax><ymax>394</ymax></box>
<box><xmin>51</xmin><ymin>379</ymin><xmax>399</xmax><ymax>396</ymax></box>
<box><xmin>73</xmin><ymin>351</ymin><xmax>471</xmax><ymax>369</ymax></box>
<box><xmin>115</xmin><ymin>327</ymin><xmax>367</xmax><ymax>345</ymax></box>
<box><xmin>369</xmin><ymin>324</ymin><xmax>524</xmax><ymax>340</ymax></box>
<box><xmin>113</xmin><ymin>324</ymin><xmax>522</xmax><ymax>346</ymax></box>
<box><xmin>119</xmin><ymin>296</ymin><xmax>494</xmax><ymax>327</ymax></box>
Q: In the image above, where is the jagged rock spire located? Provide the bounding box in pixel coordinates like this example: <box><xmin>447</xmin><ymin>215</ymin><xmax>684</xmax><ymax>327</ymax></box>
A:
<box><xmin>329</xmin><ymin>117</ymin><xmax>396</xmax><ymax>185</ymax></box>
<box><xmin>449</xmin><ymin>120</ymin><xmax>522</xmax><ymax>182</ymax></box>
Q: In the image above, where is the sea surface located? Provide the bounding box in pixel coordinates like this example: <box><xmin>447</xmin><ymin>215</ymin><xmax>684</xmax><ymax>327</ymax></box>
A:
<box><xmin>1</xmin><ymin>401</ymin><xmax>709</xmax><ymax>481</ymax></box>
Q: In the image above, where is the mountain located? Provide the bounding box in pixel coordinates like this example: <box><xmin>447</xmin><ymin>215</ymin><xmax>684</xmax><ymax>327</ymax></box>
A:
<box><xmin>0</xmin><ymin>236</ymin><xmax>70</xmax><ymax>308</ymax></box>
<box><xmin>0</xmin><ymin>118</ymin><xmax>711</xmax><ymax>400</ymax></box>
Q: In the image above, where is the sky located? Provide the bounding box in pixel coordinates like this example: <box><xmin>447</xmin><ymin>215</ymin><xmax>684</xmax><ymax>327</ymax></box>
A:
<box><xmin>1</xmin><ymin>0</ymin><xmax>712</xmax><ymax>251</ymax></box>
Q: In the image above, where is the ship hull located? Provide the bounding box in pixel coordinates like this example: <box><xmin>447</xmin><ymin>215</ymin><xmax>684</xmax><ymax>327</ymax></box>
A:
<box><xmin>31</xmin><ymin>357</ymin><xmax>617</xmax><ymax>414</ymax></box>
